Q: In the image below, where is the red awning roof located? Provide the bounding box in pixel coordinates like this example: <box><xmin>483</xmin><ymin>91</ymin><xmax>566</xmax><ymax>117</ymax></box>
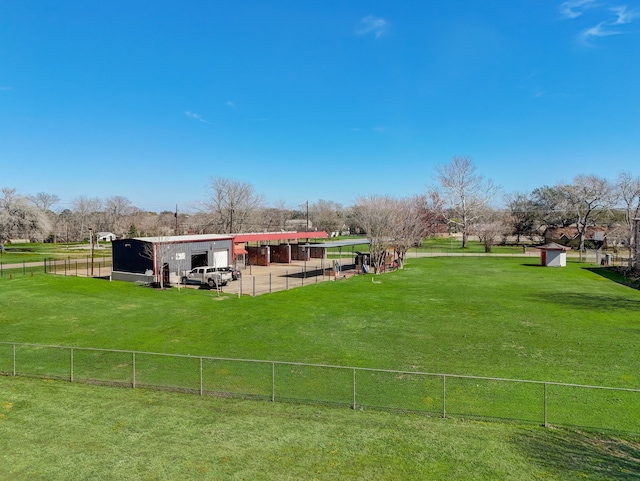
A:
<box><xmin>234</xmin><ymin>248</ymin><xmax>248</xmax><ymax>255</ymax></box>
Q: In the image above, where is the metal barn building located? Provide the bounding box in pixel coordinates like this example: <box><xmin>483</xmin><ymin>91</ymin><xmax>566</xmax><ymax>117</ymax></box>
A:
<box><xmin>112</xmin><ymin>234</ymin><xmax>233</xmax><ymax>285</ymax></box>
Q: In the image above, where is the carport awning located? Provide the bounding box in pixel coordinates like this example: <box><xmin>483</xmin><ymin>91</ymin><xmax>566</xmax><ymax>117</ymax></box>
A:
<box><xmin>234</xmin><ymin>248</ymin><xmax>248</xmax><ymax>255</ymax></box>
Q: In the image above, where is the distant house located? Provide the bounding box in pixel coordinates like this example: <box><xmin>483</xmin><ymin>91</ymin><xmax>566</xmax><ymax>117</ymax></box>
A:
<box><xmin>285</xmin><ymin>219</ymin><xmax>313</xmax><ymax>230</ymax></box>
<box><xmin>97</xmin><ymin>232</ymin><xmax>117</xmax><ymax>242</ymax></box>
<box><xmin>544</xmin><ymin>226</ymin><xmax>608</xmax><ymax>248</ymax></box>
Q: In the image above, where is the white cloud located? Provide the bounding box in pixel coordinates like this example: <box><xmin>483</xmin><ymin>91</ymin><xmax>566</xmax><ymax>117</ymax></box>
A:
<box><xmin>581</xmin><ymin>20</ymin><xmax>622</xmax><ymax>39</ymax></box>
<box><xmin>559</xmin><ymin>0</ymin><xmax>598</xmax><ymax>19</ymax></box>
<box><xmin>560</xmin><ymin>1</ymin><xmax>640</xmax><ymax>43</ymax></box>
<box><xmin>611</xmin><ymin>5</ymin><xmax>640</xmax><ymax>24</ymax></box>
<box><xmin>184</xmin><ymin>111</ymin><xmax>210</xmax><ymax>124</ymax></box>
<box><xmin>356</xmin><ymin>15</ymin><xmax>389</xmax><ymax>38</ymax></box>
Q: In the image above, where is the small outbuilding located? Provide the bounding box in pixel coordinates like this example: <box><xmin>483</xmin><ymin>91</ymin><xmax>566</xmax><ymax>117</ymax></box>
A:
<box><xmin>537</xmin><ymin>242</ymin><xmax>571</xmax><ymax>267</ymax></box>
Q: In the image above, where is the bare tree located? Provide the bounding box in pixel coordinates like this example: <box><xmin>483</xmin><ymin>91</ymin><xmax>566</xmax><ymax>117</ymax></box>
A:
<box><xmin>474</xmin><ymin>209</ymin><xmax>508</xmax><ymax>252</ymax></box>
<box><xmin>204</xmin><ymin>177</ymin><xmax>264</xmax><ymax>233</ymax></box>
<box><xmin>352</xmin><ymin>195</ymin><xmax>407</xmax><ymax>274</ymax></box>
<box><xmin>309</xmin><ymin>199</ymin><xmax>343</xmax><ymax>235</ymax></box>
<box><xmin>0</xmin><ymin>188</ymin><xmax>50</xmax><ymax>242</ymax></box>
<box><xmin>258</xmin><ymin>201</ymin><xmax>293</xmax><ymax>232</ymax></box>
<box><xmin>415</xmin><ymin>191</ymin><xmax>447</xmax><ymax>239</ymax></box>
<box><xmin>506</xmin><ymin>192</ymin><xmax>538</xmax><ymax>242</ymax></box>
<box><xmin>615</xmin><ymin>171</ymin><xmax>640</xmax><ymax>265</ymax></box>
<box><xmin>565</xmin><ymin>175</ymin><xmax>616</xmax><ymax>254</ymax></box>
<box><xmin>392</xmin><ymin>196</ymin><xmax>428</xmax><ymax>268</ymax></box>
<box><xmin>105</xmin><ymin>196</ymin><xmax>134</xmax><ymax>237</ymax></box>
<box><xmin>433</xmin><ymin>156</ymin><xmax>500</xmax><ymax>248</ymax></box>
<box><xmin>72</xmin><ymin>196</ymin><xmax>103</xmax><ymax>241</ymax></box>
<box><xmin>29</xmin><ymin>192</ymin><xmax>60</xmax><ymax>213</ymax></box>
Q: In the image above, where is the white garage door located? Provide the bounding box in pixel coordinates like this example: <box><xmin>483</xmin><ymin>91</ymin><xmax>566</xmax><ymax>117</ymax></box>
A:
<box><xmin>212</xmin><ymin>249</ymin><xmax>228</xmax><ymax>268</ymax></box>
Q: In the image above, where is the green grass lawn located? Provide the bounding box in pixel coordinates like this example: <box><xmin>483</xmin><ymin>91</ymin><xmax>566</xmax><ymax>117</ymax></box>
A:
<box><xmin>1</xmin><ymin>256</ymin><xmax>640</xmax><ymax>478</ymax></box>
<box><xmin>1</xmin><ymin>257</ymin><xmax>638</xmax><ymax>387</ymax></box>
<box><xmin>0</xmin><ymin>242</ymin><xmax>111</xmax><ymax>264</ymax></box>
<box><xmin>1</xmin><ymin>376</ymin><xmax>638</xmax><ymax>481</ymax></box>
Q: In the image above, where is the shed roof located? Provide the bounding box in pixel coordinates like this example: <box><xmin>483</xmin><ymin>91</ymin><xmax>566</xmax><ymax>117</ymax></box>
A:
<box><xmin>134</xmin><ymin>234</ymin><xmax>233</xmax><ymax>244</ymax></box>
<box><xmin>537</xmin><ymin>242</ymin><xmax>571</xmax><ymax>251</ymax></box>
<box><xmin>306</xmin><ymin>239</ymin><xmax>370</xmax><ymax>249</ymax></box>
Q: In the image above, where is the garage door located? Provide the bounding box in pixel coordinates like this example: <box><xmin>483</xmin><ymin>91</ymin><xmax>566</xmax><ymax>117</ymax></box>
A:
<box><xmin>212</xmin><ymin>249</ymin><xmax>228</xmax><ymax>268</ymax></box>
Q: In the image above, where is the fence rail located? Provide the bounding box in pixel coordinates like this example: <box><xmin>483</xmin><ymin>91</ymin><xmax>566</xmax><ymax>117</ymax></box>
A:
<box><xmin>1</xmin><ymin>342</ymin><xmax>638</xmax><ymax>433</ymax></box>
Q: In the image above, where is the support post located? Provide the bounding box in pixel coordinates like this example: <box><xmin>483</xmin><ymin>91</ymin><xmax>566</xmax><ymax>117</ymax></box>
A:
<box><xmin>543</xmin><ymin>382</ymin><xmax>548</xmax><ymax>427</ymax></box>
<box><xmin>70</xmin><ymin>348</ymin><xmax>74</xmax><ymax>382</ymax></box>
<box><xmin>271</xmin><ymin>362</ymin><xmax>275</xmax><ymax>402</ymax></box>
<box><xmin>352</xmin><ymin>368</ymin><xmax>357</xmax><ymax>409</ymax></box>
<box><xmin>132</xmin><ymin>352</ymin><xmax>136</xmax><ymax>388</ymax></box>
<box><xmin>442</xmin><ymin>375</ymin><xmax>447</xmax><ymax>419</ymax></box>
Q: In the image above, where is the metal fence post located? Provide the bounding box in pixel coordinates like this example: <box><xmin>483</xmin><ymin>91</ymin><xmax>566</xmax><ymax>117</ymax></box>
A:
<box><xmin>252</xmin><ymin>276</ymin><xmax>256</xmax><ymax>297</ymax></box>
<box><xmin>442</xmin><ymin>375</ymin><xmax>447</xmax><ymax>419</ymax></box>
<box><xmin>543</xmin><ymin>382</ymin><xmax>548</xmax><ymax>427</ymax></box>
<box><xmin>269</xmin><ymin>273</ymin><xmax>272</xmax><ymax>294</ymax></box>
<box><xmin>70</xmin><ymin>347</ymin><xmax>74</xmax><ymax>382</ymax></box>
<box><xmin>286</xmin><ymin>271</ymin><xmax>289</xmax><ymax>290</ymax></box>
<box><xmin>352</xmin><ymin>368</ymin><xmax>356</xmax><ymax>409</ymax></box>
<box><xmin>132</xmin><ymin>352</ymin><xmax>136</xmax><ymax>388</ymax></box>
<box><xmin>12</xmin><ymin>344</ymin><xmax>16</xmax><ymax>377</ymax></box>
<box><xmin>200</xmin><ymin>357</ymin><xmax>203</xmax><ymax>396</ymax></box>
<box><xmin>271</xmin><ymin>362</ymin><xmax>275</xmax><ymax>402</ymax></box>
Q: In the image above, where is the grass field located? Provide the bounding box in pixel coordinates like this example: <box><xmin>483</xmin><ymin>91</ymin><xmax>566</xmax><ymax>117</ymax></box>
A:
<box><xmin>1</xmin><ymin>376</ymin><xmax>639</xmax><ymax>480</ymax></box>
<box><xmin>1</xmin><ymin>256</ymin><xmax>639</xmax><ymax>478</ymax></box>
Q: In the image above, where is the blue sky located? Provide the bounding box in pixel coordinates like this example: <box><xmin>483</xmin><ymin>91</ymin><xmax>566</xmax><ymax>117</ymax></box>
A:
<box><xmin>1</xmin><ymin>0</ymin><xmax>639</xmax><ymax>212</ymax></box>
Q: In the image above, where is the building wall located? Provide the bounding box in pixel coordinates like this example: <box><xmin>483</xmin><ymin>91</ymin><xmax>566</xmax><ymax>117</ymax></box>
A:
<box><xmin>545</xmin><ymin>250</ymin><xmax>566</xmax><ymax>267</ymax></box>
<box><xmin>112</xmin><ymin>238</ymin><xmax>233</xmax><ymax>282</ymax></box>
<box><xmin>270</xmin><ymin>244</ymin><xmax>291</xmax><ymax>263</ymax></box>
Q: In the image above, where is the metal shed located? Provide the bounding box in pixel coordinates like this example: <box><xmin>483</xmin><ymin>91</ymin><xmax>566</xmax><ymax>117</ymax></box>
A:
<box><xmin>112</xmin><ymin>234</ymin><xmax>233</xmax><ymax>285</ymax></box>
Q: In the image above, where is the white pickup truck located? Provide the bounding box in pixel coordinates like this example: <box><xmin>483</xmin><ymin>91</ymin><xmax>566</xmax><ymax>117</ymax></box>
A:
<box><xmin>182</xmin><ymin>266</ymin><xmax>232</xmax><ymax>288</ymax></box>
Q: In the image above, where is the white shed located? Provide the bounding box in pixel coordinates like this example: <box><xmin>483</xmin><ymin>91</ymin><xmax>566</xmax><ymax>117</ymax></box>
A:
<box><xmin>537</xmin><ymin>242</ymin><xmax>571</xmax><ymax>267</ymax></box>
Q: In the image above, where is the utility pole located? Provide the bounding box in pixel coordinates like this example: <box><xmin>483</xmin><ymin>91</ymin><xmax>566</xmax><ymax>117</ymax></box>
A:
<box><xmin>174</xmin><ymin>204</ymin><xmax>178</xmax><ymax>235</ymax></box>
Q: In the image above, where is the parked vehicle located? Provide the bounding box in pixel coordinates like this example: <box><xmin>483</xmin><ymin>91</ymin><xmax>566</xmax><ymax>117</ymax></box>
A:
<box><xmin>217</xmin><ymin>266</ymin><xmax>240</xmax><ymax>280</ymax></box>
<box><xmin>181</xmin><ymin>266</ymin><xmax>229</xmax><ymax>288</ymax></box>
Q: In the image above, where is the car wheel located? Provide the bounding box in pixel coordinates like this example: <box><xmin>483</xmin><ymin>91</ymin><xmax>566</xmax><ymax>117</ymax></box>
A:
<box><xmin>208</xmin><ymin>278</ymin><xmax>216</xmax><ymax>288</ymax></box>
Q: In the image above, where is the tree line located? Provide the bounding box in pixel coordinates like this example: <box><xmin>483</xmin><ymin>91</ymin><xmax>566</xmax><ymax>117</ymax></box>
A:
<box><xmin>1</xmin><ymin>157</ymin><xmax>639</xmax><ymax>270</ymax></box>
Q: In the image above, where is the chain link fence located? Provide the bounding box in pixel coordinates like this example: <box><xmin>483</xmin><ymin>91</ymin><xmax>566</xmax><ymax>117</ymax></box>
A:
<box><xmin>1</xmin><ymin>342</ymin><xmax>638</xmax><ymax>433</ymax></box>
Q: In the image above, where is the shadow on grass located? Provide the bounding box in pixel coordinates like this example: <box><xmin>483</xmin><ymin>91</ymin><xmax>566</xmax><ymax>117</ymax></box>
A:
<box><xmin>513</xmin><ymin>427</ymin><xmax>640</xmax><ymax>479</ymax></box>
<box><xmin>530</xmin><ymin>291</ymin><xmax>640</xmax><ymax>312</ymax></box>
<box><xmin>584</xmin><ymin>267</ymin><xmax>640</xmax><ymax>291</ymax></box>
